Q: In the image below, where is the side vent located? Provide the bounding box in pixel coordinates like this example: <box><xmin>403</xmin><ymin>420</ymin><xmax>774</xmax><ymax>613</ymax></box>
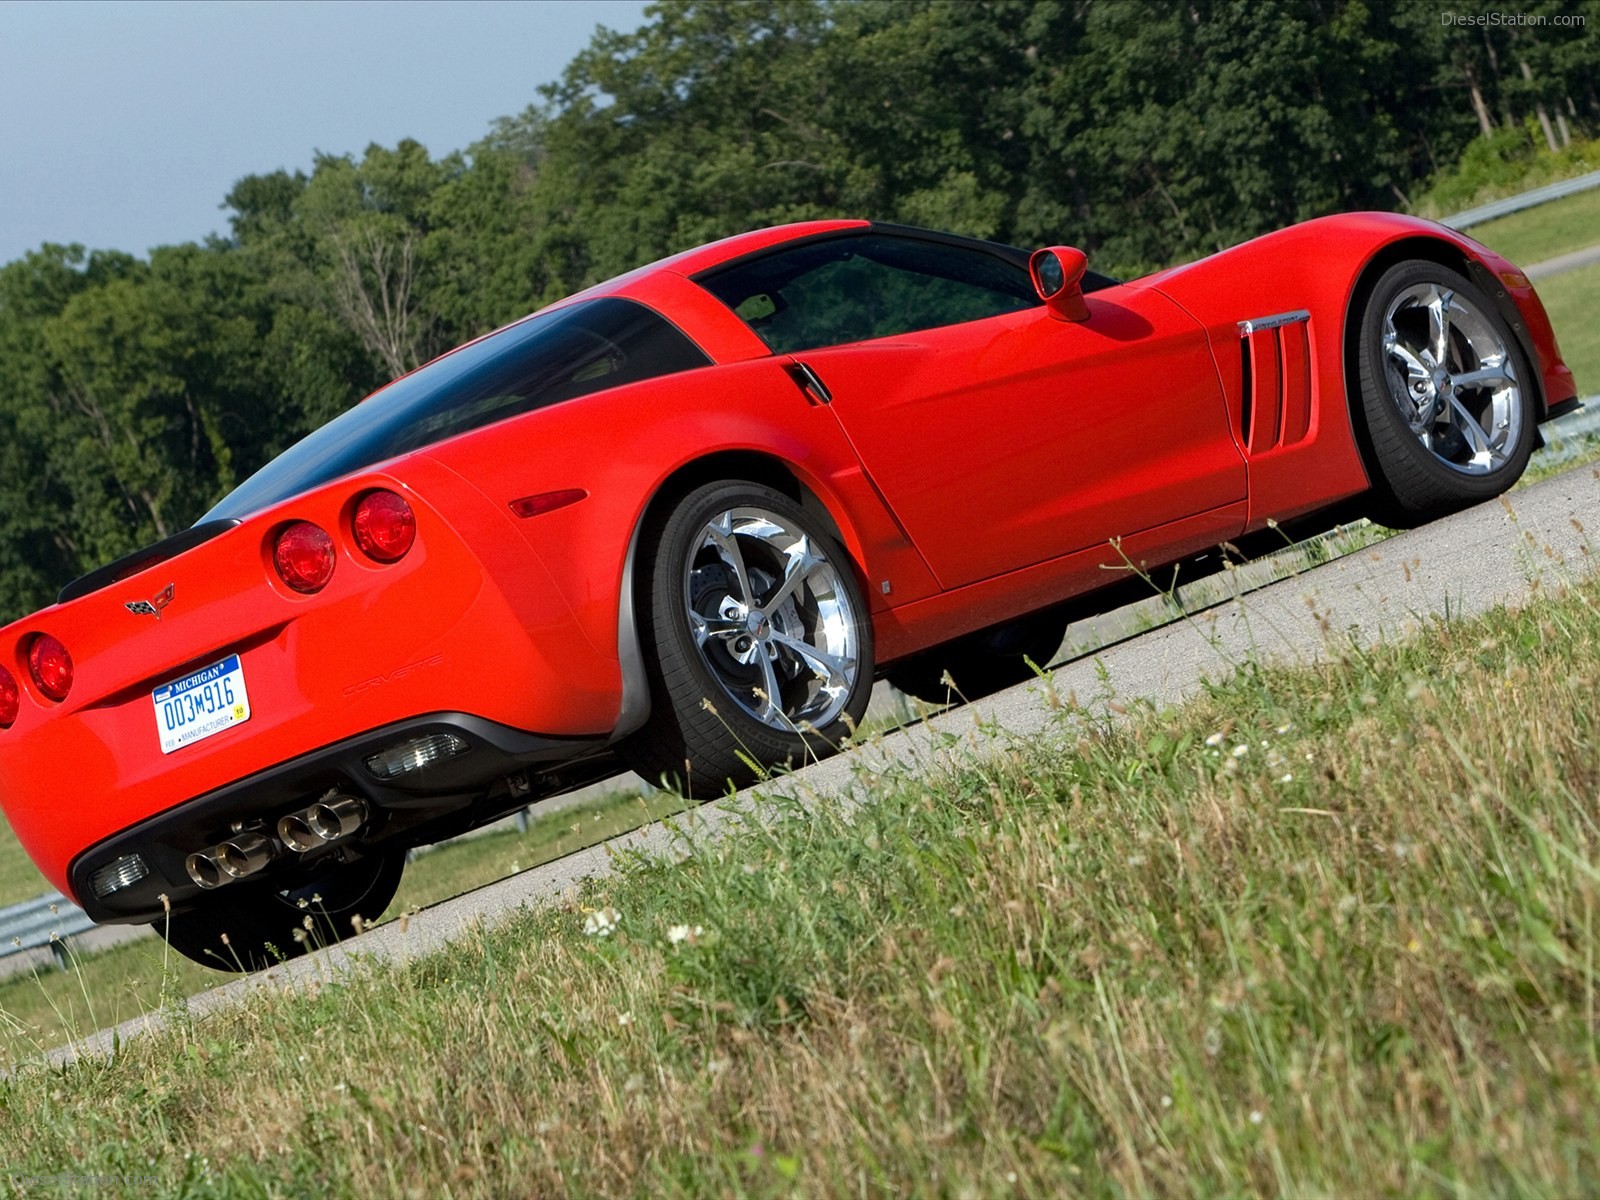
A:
<box><xmin>1237</xmin><ymin>310</ymin><xmax>1311</xmax><ymax>455</ymax></box>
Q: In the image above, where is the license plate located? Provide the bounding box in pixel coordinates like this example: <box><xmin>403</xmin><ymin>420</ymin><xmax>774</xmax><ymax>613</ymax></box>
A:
<box><xmin>153</xmin><ymin>655</ymin><xmax>251</xmax><ymax>755</ymax></box>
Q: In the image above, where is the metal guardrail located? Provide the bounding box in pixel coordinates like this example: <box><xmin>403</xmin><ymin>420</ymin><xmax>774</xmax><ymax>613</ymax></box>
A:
<box><xmin>1441</xmin><ymin>169</ymin><xmax>1600</xmax><ymax>229</ymax></box>
<box><xmin>0</xmin><ymin>890</ymin><xmax>96</xmax><ymax>970</ymax></box>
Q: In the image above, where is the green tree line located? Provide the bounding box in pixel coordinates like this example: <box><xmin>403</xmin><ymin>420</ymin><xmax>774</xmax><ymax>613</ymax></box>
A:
<box><xmin>1</xmin><ymin>0</ymin><xmax>1596</xmax><ymax>621</ymax></box>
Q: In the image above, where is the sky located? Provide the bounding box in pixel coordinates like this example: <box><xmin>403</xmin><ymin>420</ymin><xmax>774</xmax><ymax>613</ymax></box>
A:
<box><xmin>0</xmin><ymin>0</ymin><xmax>650</xmax><ymax>265</ymax></box>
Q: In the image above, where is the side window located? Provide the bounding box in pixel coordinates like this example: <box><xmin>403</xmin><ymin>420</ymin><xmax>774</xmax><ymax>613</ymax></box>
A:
<box><xmin>697</xmin><ymin>233</ymin><xmax>1040</xmax><ymax>353</ymax></box>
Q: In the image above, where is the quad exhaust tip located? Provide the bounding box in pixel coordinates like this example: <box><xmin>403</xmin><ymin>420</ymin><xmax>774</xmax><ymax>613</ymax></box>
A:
<box><xmin>277</xmin><ymin>794</ymin><xmax>368</xmax><ymax>854</ymax></box>
<box><xmin>185</xmin><ymin>831</ymin><xmax>278</xmax><ymax>890</ymax></box>
<box><xmin>186</xmin><ymin>794</ymin><xmax>369</xmax><ymax>890</ymax></box>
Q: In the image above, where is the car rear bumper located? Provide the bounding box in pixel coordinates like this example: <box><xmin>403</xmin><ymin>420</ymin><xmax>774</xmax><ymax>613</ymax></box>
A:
<box><xmin>0</xmin><ymin>460</ymin><xmax>626</xmax><ymax>898</ymax></box>
<box><xmin>68</xmin><ymin>711</ymin><xmax>609</xmax><ymax>923</ymax></box>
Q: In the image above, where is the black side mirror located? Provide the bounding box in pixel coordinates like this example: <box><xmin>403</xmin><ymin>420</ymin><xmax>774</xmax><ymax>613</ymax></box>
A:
<box><xmin>1029</xmin><ymin>246</ymin><xmax>1091</xmax><ymax>322</ymax></box>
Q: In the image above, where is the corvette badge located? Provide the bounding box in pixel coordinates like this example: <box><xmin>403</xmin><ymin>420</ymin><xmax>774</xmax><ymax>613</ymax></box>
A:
<box><xmin>125</xmin><ymin>583</ymin><xmax>176</xmax><ymax>620</ymax></box>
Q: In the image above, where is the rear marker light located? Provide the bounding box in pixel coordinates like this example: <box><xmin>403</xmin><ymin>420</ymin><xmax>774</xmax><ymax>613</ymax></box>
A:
<box><xmin>274</xmin><ymin>522</ymin><xmax>336</xmax><ymax>593</ymax></box>
<box><xmin>509</xmin><ymin>489</ymin><xmax>588</xmax><ymax>519</ymax></box>
<box><xmin>28</xmin><ymin>634</ymin><xmax>73</xmax><ymax>701</ymax></box>
<box><xmin>365</xmin><ymin>733</ymin><xmax>470</xmax><ymax>779</ymax></box>
<box><xmin>353</xmin><ymin>489</ymin><xmax>417</xmax><ymax>562</ymax></box>
<box><xmin>0</xmin><ymin>665</ymin><xmax>17</xmax><ymax>728</ymax></box>
<box><xmin>90</xmin><ymin>853</ymin><xmax>150</xmax><ymax>898</ymax></box>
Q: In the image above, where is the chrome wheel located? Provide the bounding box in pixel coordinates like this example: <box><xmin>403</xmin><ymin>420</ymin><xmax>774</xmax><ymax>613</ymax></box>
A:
<box><xmin>684</xmin><ymin>506</ymin><xmax>861</xmax><ymax>732</ymax></box>
<box><xmin>1381</xmin><ymin>281</ymin><xmax>1523</xmax><ymax>475</ymax></box>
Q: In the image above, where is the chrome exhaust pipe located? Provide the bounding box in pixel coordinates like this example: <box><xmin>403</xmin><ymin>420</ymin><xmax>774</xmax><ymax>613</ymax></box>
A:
<box><xmin>185</xmin><ymin>847</ymin><xmax>226</xmax><ymax>890</ymax></box>
<box><xmin>277</xmin><ymin>794</ymin><xmax>368</xmax><ymax>853</ymax></box>
<box><xmin>185</xmin><ymin>830</ymin><xmax>278</xmax><ymax>889</ymax></box>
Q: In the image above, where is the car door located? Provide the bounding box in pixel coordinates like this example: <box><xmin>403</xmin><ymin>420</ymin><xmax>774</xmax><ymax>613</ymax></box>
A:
<box><xmin>697</xmin><ymin>230</ymin><xmax>1247</xmax><ymax>590</ymax></box>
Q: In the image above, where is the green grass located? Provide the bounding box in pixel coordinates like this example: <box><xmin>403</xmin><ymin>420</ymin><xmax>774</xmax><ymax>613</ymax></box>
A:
<box><xmin>1535</xmin><ymin>260</ymin><xmax>1600</xmax><ymax>399</ymax></box>
<box><xmin>0</xmin><ymin>787</ymin><xmax>688</xmax><ymax>1060</ymax></box>
<box><xmin>5</xmin><ymin>549</ymin><xmax>1600</xmax><ymax>1194</ymax></box>
<box><xmin>0</xmin><ymin>823</ymin><xmax>47</xmax><ymax>909</ymax></box>
<box><xmin>1460</xmin><ymin>186</ymin><xmax>1600</xmax><ymax>268</ymax></box>
<box><xmin>385</xmin><ymin>788</ymin><xmax>691</xmax><ymax>915</ymax></box>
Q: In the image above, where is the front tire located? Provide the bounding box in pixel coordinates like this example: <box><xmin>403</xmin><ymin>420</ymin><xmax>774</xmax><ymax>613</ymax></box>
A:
<box><xmin>153</xmin><ymin>850</ymin><xmax>404</xmax><ymax>971</ymax></box>
<box><xmin>1356</xmin><ymin>259</ymin><xmax>1535</xmax><ymax>526</ymax></box>
<box><xmin>621</xmin><ymin>481</ymin><xmax>874</xmax><ymax>796</ymax></box>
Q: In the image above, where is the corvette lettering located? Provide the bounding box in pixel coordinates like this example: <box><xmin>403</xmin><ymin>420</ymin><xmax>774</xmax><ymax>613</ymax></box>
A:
<box><xmin>343</xmin><ymin>654</ymin><xmax>447</xmax><ymax>698</ymax></box>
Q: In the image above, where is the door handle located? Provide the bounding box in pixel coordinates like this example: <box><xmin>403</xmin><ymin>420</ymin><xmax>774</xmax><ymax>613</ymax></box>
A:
<box><xmin>786</xmin><ymin>361</ymin><xmax>833</xmax><ymax>405</ymax></box>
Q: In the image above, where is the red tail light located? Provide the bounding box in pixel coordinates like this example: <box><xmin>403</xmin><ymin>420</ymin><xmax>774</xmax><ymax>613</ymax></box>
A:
<box><xmin>0</xmin><ymin>665</ymin><xmax>18</xmax><ymax>726</ymax></box>
<box><xmin>28</xmin><ymin>634</ymin><xmax>73</xmax><ymax>701</ymax></box>
<box><xmin>353</xmin><ymin>490</ymin><xmax>416</xmax><ymax>562</ymax></box>
<box><xmin>273</xmin><ymin>522</ymin><xmax>336</xmax><ymax>593</ymax></box>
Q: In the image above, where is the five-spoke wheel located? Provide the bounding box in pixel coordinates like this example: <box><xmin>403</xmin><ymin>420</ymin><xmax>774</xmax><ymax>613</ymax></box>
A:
<box><xmin>622</xmin><ymin>481</ymin><xmax>873</xmax><ymax>795</ymax></box>
<box><xmin>1357</xmin><ymin>260</ymin><xmax>1534</xmax><ymax>524</ymax></box>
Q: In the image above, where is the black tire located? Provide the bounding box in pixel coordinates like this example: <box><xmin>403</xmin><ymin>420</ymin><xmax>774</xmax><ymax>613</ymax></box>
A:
<box><xmin>886</xmin><ymin>610</ymin><xmax>1066</xmax><ymax>704</ymax></box>
<box><xmin>153</xmin><ymin>850</ymin><xmax>404</xmax><ymax>971</ymax></box>
<box><xmin>1356</xmin><ymin>259</ymin><xmax>1535</xmax><ymax>527</ymax></box>
<box><xmin>620</xmin><ymin>481</ymin><xmax>874</xmax><ymax>796</ymax></box>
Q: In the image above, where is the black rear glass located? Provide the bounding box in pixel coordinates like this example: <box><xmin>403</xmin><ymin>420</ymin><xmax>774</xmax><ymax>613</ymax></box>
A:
<box><xmin>205</xmin><ymin>297</ymin><xmax>710</xmax><ymax>521</ymax></box>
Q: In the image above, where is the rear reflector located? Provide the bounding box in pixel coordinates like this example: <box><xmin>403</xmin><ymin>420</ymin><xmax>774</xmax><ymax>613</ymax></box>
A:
<box><xmin>273</xmin><ymin>522</ymin><xmax>336</xmax><ymax>593</ymax></box>
<box><xmin>28</xmin><ymin>634</ymin><xmax>73</xmax><ymax>701</ymax></box>
<box><xmin>509</xmin><ymin>489</ymin><xmax>588</xmax><ymax>518</ymax></box>
<box><xmin>90</xmin><ymin>853</ymin><xmax>150</xmax><ymax>898</ymax></box>
<box><xmin>353</xmin><ymin>489</ymin><xmax>417</xmax><ymax>562</ymax></box>
<box><xmin>365</xmin><ymin>732</ymin><xmax>470</xmax><ymax>779</ymax></box>
<box><xmin>0</xmin><ymin>665</ymin><xmax>17</xmax><ymax>727</ymax></box>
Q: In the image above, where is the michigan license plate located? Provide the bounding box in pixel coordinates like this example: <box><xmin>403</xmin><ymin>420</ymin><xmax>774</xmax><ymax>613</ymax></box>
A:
<box><xmin>153</xmin><ymin>655</ymin><xmax>251</xmax><ymax>754</ymax></box>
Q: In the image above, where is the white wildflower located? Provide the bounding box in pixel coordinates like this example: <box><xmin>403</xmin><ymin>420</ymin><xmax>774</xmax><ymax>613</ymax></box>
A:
<box><xmin>666</xmin><ymin>924</ymin><xmax>704</xmax><ymax>945</ymax></box>
<box><xmin>583</xmin><ymin>906</ymin><xmax>620</xmax><ymax>937</ymax></box>
<box><xmin>1231</xmin><ymin>744</ymin><xmax>1249</xmax><ymax>759</ymax></box>
<box><xmin>1205</xmin><ymin>731</ymin><xmax>1225</xmax><ymax>747</ymax></box>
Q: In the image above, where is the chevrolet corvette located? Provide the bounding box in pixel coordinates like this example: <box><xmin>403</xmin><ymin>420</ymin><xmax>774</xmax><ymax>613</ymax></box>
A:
<box><xmin>0</xmin><ymin>215</ymin><xmax>1577</xmax><ymax>968</ymax></box>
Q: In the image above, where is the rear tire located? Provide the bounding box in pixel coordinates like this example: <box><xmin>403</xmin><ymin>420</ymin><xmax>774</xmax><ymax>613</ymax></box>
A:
<box><xmin>620</xmin><ymin>481</ymin><xmax>874</xmax><ymax>796</ymax></box>
<box><xmin>1356</xmin><ymin>259</ymin><xmax>1535</xmax><ymax>527</ymax></box>
<box><xmin>154</xmin><ymin>850</ymin><xmax>404</xmax><ymax>971</ymax></box>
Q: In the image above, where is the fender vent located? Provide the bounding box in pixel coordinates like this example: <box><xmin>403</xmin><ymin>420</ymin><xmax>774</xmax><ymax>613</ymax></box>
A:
<box><xmin>1238</xmin><ymin>310</ymin><xmax>1312</xmax><ymax>455</ymax></box>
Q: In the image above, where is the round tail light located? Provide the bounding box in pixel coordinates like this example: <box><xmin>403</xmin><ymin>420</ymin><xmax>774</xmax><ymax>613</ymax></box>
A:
<box><xmin>353</xmin><ymin>490</ymin><xmax>416</xmax><ymax>562</ymax></box>
<box><xmin>273</xmin><ymin>522</ymin><xmax>336</xmax><ymax>593</ymax></box>
<box><xmin>0</xmin><ymin>665</ymin><xmax>19</xmax><ymax>726</ymax></box>
<box><xmin>28</xmin><ymin>634</ymin><xmax>73</xmax><ymax>701</ymax></box>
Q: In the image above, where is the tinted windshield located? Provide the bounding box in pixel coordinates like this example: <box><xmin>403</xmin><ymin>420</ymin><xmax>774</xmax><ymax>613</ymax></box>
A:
<box><xmin>205</xmin><ymin>298</ymin><xmax>709</xmax><ymax>521</ymax></box>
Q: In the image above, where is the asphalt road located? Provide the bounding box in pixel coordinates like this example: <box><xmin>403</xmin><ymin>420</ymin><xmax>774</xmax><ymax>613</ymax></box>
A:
<box><xmin>43</xmin><ymin>464</ymin><xmax>1600</xmax><ymax>1068</ymax></box>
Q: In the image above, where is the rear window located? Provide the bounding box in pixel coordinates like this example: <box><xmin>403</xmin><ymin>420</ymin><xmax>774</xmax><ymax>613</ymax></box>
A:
<box><xmin>205</xmin><ymin>298</ymin><xmax>709</xmax><ymax>521</ymax></box>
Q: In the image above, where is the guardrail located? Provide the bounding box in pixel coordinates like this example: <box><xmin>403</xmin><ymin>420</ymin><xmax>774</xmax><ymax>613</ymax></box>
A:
<box><xmin>1441</xmin><ymin>169</ymin><xmax>1600</xmax><ymax>229</ymax></box>
<box><xmin>0</xmin><ymin>891</ymin><xmax>96</xmax><ymax>970</ymax></box>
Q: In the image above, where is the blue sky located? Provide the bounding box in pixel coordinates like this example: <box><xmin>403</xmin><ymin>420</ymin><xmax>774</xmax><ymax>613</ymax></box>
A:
<box><xmin>0</xmin><ymin>0</ymin><xmax>650</xmax><ymax>265</ymax></box>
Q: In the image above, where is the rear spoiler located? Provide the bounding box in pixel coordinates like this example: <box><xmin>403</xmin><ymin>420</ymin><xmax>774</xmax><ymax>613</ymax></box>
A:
<box><xmin>57</xmin><ymin>519</ymin><xmax>241</xmax><ymax>605</ymax></box>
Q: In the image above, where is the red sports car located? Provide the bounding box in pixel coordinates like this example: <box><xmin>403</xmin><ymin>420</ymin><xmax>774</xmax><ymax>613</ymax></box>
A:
<box><xmin>0</xmin><ymin>216</ymin><xmax>1577</xmax><ymax>968</ymax></box>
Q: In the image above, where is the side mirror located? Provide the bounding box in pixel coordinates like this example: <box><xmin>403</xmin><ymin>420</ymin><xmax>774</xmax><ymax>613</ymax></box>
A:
<box><xmin>1029</xmin><ymin>246</ymin><xmax>1091</xmax><ymax>322</ymax></box>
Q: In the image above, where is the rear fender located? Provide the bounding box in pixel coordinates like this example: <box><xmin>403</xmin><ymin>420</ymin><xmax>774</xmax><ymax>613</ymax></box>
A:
<box><xmin>420</xmin><ymin>357</ymin><xmax>939</xmax><ymax>737</ymax></box>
